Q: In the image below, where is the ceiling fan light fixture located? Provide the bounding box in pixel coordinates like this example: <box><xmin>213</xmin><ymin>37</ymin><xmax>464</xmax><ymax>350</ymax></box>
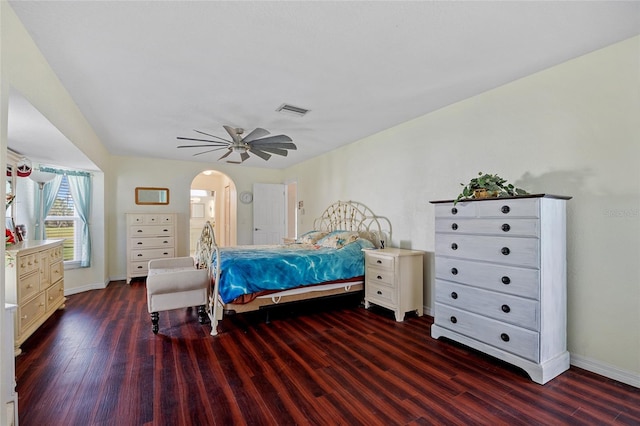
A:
<box><xmin>276</xmin><ymin>103</ymin><xmax>310</xmax><ymax>117</ymax></box>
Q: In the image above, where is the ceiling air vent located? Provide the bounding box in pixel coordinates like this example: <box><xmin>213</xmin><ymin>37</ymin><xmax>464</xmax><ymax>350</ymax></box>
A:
<box><xmin>276</xmin><ymin>103</ymin><xmax>310</xmax><ymax>117</ymax></box>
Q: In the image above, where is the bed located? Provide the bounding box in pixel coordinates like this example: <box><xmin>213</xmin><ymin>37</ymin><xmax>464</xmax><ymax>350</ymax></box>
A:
<box><xmin>195</xmin><ymin>200</ymin><xmax>391</xmax><ymax>336</ymax></box>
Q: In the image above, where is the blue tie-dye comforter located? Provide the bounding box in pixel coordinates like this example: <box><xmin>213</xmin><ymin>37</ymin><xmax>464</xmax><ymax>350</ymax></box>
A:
<box><xmin>214</xmin><ymin>239</ymin><xmax>374</xmax><ymax>303</ymax></box>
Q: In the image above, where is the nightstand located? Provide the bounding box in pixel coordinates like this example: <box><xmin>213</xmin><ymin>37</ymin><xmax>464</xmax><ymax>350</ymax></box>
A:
<box><xmin>363</xmin><ymin>248</ymin><xmax>424</xmax><ymax>321</ymax></box>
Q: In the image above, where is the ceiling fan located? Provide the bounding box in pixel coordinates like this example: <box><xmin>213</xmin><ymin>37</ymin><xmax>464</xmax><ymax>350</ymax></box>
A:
<box><xmin>177</xmin><ymin>125</ymin><xmax>296</xmax><ymax>164</ymax></box>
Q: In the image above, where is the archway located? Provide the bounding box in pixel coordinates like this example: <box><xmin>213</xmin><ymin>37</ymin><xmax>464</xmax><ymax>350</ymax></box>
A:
<box><xmin>189</xmin><ymin>170</ymin><xmax>237</xmax><ymax>255</ymax></box>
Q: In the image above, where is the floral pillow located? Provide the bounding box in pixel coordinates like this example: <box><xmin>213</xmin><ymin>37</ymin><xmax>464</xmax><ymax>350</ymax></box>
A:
<box><xmin>316</xmin><ymin>231</ymin><xmax>360</xmax><ymax>249</ymax></box>
<box><xmin>296</xmin><ymin>230</ymin><xmax>328</xmax><ymax>244</ymax></box>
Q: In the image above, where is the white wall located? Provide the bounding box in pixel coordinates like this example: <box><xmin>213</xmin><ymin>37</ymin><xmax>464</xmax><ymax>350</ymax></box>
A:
<box><xmin>285</xmin><ymin>36</ymin><xmax>640</xmax><ymax>386</ymax></box>
<box><xmin>109</xmin><ymin>156</ymin><xmax>282</xmax><ymax>280</ymax></box>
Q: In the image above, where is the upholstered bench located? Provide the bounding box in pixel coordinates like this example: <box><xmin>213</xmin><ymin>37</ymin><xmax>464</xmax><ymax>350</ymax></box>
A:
<box><xmin>146</xmin><ymin>257</ymin><xmax>209</xmax><ymax>334</ymax></box>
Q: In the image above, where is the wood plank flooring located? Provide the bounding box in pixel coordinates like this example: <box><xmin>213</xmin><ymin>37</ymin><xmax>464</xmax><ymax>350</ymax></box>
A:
<box><xmin>15</xmin><ymin>280</ymin><xmax>640</xmax><ymax>426</ymax></box>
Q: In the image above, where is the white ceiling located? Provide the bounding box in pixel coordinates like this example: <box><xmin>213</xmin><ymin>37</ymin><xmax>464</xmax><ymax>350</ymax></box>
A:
<box><xmin>7</xmin><ymin>1</ymin><xmax>640</xmax><ymax>170</ymax></box>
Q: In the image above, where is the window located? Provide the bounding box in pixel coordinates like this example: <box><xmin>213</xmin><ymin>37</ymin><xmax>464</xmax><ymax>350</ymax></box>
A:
<box><xmin>45</xmin><ymin>175</ymin><xmax>81</xmax><ymax>264</ymax></box>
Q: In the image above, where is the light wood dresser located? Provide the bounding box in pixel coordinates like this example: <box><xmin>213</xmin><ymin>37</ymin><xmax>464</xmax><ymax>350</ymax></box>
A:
<box><xmin>430</xmin><ymin>194</ymin><xmax>571</xmax><ymax>384</ymax></box>
<box><xmin>126</xmin><ymin>213</ymin><xmax>177</xmax><ymax>283</ymax></box>
<box><xmin>5</xmin><ymin>239</ymin><xmax>65</xmax><ymax>356</ymax></box>
<box><xmin>363</xmin><ymin>248</ymin><xmax>424</xmax><ymax>322</ymax></box>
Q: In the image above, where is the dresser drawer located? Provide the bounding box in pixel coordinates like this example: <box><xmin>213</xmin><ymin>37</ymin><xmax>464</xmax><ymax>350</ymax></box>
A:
<box><xmin>435</xmin><ymin>198</ymin><xmax>540</xmax><ymax>219</ymax></box>
<box><xmin>19</xmin><ymin>271</ymin><xmax>40</xmax><ymax>301</ymax></box>
<box><xmin>46</xmin><ymin>280</ymin><xmax>65</xmax><ymax>310</ymax></box>
<box><xmin>366</xmin><ymin>280</ymin><xmax>397</xmax><ymax>306</ymax></box>
<box><xmin>435</xmin><ymin>218</ymin><xmax>540</xmax><ymax>237</ymax></box>
<box><xmin>18</xmin><ymin>253</ymin><xmax>39</xmax><ymax>277</ymax></box>
<box><xmin>130</xmin><ymin>236</ymin><xmax>175</xmax><ymax>249</ymax></box>
<box><xmin>50</xmin><ymin>260</ymin><xmax>64</xmax><ymax>285</ymax></box>
<box><xmin>18</xmin><ymin>293</ymin><xmax>46</xmax><ymax>333</ymax></box>
<box><xmin>435</xmin><ymin>234</ymin><xmax>539</xmax><ymax>268</ymax></box>
<box><xmin>435</xmin><ymin>303</ymin><xmax>539</xmax><ymax>362</ymax></box>
<box><xmin>129</xmin><ymin>225</ymin><xmax>174</xmax><ymax>237</ymax></box>
<box><xmin>130</xmin><ymin>261</ymin><xmax>149</xmax><ymax>275</ymax></box>
<box><xmin>436</xmin><ymin>281</ymin><xmax>539</xmax><ymax>330</ymax></box>
<box><xmin>435</xmin><ymin>257</ymin><xmax>539</xmax><ymax>299</ymax></box>
<box><xmin>365</xmin><ymin>253</ymin><xmax>394</xmax><ymax>270</ymax></box>
<box><xmin>131</xmin><ymin>248</ymin><xmax>174</xmax><ymax>261</ymax></box>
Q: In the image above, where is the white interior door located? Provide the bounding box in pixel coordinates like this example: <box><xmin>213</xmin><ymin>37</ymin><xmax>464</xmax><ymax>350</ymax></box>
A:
<box><xmin>253</xmin><ymin>183</ymin><xmax>285</xmax><ymax>245</ymax></box>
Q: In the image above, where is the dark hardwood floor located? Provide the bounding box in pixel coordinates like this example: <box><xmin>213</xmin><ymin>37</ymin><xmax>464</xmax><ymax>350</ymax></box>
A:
<box><xmin>15</xmin><ymin>280</ymin><xmax>640</xmax><ymax>426</ymax></box>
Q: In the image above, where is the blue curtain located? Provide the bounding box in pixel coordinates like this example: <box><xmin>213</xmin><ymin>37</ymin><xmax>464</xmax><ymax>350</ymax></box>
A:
<box><xmin>67</xmin><ymin>174</ymin><xmax>92</xmax><ymax>267</ymax></box>
<box><xmin>37</xmin><ymin>175</ymin><xmax>63</xmax><ymax>240</ymax></box>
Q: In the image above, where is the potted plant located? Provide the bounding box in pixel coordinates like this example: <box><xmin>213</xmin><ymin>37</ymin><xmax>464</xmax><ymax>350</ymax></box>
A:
<box><xmin>455</xmin><ymin>172</ymin><xmax>529</xmax><ymax>204</ymax></box>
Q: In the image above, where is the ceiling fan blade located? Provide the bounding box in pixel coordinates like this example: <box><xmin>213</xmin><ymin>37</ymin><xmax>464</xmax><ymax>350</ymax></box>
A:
<box><xmin>178</xmin><ymin>144</ymin><xmax>229</xmax><ymax>149</ymax></box>
<box><xmin>193</xmin><ymin>130</ymin><xmax>231</xmax><ymax>143</ymax></box>
<box><xmin>250</xmin><ymin>134</ymin><xmax>293</xmax><ymax>145</ymax></box>
<box><xmin>223</xmin><ymin>125</ymin><xmax>242</xmax><ymax>143</ymax></box>
<box><xmin>255</xmin><ymin>146</ymin><xmax>289</xmax><ymax>156</ymax></box>
<box><xmin>192</xmin><ymin>147</ymin><xmax>228</xmax><ymax>156</ymax></box>
<box><xmin>177</xmin><ymin>137</ymin><xmax>229</xmax><ymax>145</ymax></box>
<box><xmin>248</xmin><ymin>148</ymin><xmax>272</xmax><ymax>161</ymax></box>
<box><xmin>240</xmin><ymin>152</ymin><xmax>250</xmax><ymax>162</ymax></box>
<box><xmin>249</xmin><ymin>141</ymin><xmax>297</xmax><ymax>150</ymax></box>
<box><xmin>242</xmin><ymin>127</ymin><xmax>270</xmax><ymax>143</ymax></box>
<box><xmin>218</xmin><ymin>150</ymin><xmax>232</xmax><ymax>161</ymax></box>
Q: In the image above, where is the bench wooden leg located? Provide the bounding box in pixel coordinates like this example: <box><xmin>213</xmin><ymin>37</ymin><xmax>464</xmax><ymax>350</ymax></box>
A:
<box><xmin>151</xmin><ymin>312</ymin><xmax>159</xmax><ymax>334</ymax></box>
<box><xmin>197</xmin><ymin>305</ymin><xmax>207</xmax><ymax>324</ymax></box>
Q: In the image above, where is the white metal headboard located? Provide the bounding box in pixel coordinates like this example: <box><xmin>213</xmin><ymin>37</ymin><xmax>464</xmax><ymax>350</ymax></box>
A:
<box><xmin>313</xmin><ymin>200</ymin><xmax>391</xmax><ymax>248</ymax></box>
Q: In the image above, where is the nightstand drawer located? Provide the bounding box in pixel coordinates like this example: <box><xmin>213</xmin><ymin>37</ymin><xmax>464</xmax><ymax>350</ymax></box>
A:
<box><xmin>435</xmin><ymin>303</ymin><xmax>539</xmax><ymax>362</ymax></box>
<box><xmin>365</xmin><ymin>253</ymin><xmax>394</xmax><ymax>270</ymax></box>
<box><xmin>436</xmin><ymin>280</ymin><xmax>539</xmax><ymax>330</ymax></box>
<box><xmin>366</xmin><ymin>280</ymin><xmax>397</xmax><ymax>306</ymax></box>
<box><xmin>366</xmin><ymin>267</ymin><xmax>395</xmax><ymax>287</ymax></box>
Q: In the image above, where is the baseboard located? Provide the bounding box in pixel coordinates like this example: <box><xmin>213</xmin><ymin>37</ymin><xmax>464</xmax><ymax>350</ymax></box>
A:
<box><xmin>64</xmin><ymin>281</ymin><xmax>107</xmax><ymax>296</ymax></box>
<box><xmin>570</xmin><ymin>353</ymin><xmax>640</xmax><ymax>388</ymax></box>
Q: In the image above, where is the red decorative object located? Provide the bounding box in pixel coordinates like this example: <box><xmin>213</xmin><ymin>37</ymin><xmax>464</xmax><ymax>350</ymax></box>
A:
<box><xmin>6</xmin><ymin>228</ymin><xmax>16</xmax><ymax>246</ymax></box>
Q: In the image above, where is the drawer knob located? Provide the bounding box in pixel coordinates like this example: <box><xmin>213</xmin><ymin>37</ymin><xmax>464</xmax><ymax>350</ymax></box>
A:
<box><xmin>501</xmin><ymin>205</ymin><xmax>510</xmax><ymax>214</ymax></box>
<box><xmin>377</xmin><ymin>275</ymin><xmax>382</xmax><ymax>280</ymax></box>
<box><xmin>500</xmin><ymin>333</ymin><xmax>510</xmax><ymax>342</ymax></box>
<box><xmin>501</xmin><ymin>276</ymin><xmax>511</xmax><ymax>285</ymax></box>
<box><xmin>137</xmin><ymin>266</ymin><xmax>143</xmax><ymax>269</ymax></box>
<box><xmin>451</xmin><ymin>207</ymin><xmax>458</xmax><ymax>215</ymax></box>
<box><xmin>451</xmin><ymin>267</ymin><xmax>458</xmax><ymax>275</ymax></box>
<box><xmin>163</xmin><ymin>241</ymin><xmax>169</xmax><ymax>244</ymax></box>
<box><xmin>451</xmin><ymin>243</ymin><xmax>458</xmax><ymax>250</ymax></box>
<box><xmin>451</xmin><ymin>292</ymin><xmax>458</xmax><ymax>300</ymax></box>
<box><xmin>137</xmin><ymin>230</ymin><xmax>143</xmax><ymax>233</ymax></box>
<box><xmin>501</xmin><ymin>247</ymin><xmax>510</xmax><ymax>255</ymax></box>
<box><xmin>137</xmin><ymin>242</ymin><xmax>143</xmax><ymax>245</ymax></box>
<box><xmin>137</xmin><ymin>254</ymin><xmax>143</xmax><ymax>257</ymax></box>
<box><xmin>376</xmin><ymin>260</ymin><xmax>382</xmax><ymax>264</ymax></box>
<box><xmin>501</xmin><ymin>304</ymin><xmax>511</xmax><ymax>313</ymax></box>
<box><xmin>377</xmin><ymin>290</ymin><xmax>382</xmax><ymax>295</ymax></box>
<box><xmin>451</xmin><ymin>223</ymin><xmax>458</xmax><ymax>231</ymax></box>
<box><xmin>501</xmin><ymin>223</ymin><xmax>511</xmax><ymax>232</ymax></box>
<box><xmin>450</xmin><ymin>316</ymin><xmax>457</xmax><ymax>324</ymax></box>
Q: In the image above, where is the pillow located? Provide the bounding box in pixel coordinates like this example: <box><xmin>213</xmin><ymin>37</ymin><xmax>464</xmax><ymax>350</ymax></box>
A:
<box><xmin>316</xmin><ymin>230</ymin><xmax>360</xmax><ymax>249</ymax></box>
<box><xmin>296</xmin><ymin>230</ymin><xmax>328</xmax><ymax>244</ymax></box>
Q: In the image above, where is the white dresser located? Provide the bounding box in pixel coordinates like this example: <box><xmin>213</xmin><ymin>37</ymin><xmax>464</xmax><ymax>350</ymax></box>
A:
<box><xmin>126</xmin><ymin>213</ymin><xmax>177</xmax><ymax>283</ymax></box>
<box><xmin>5</xmin><ymin>239</ymin><xmax>65</xmax><ymax>356</ymax></box>
<box><xmin>430</xmin><ymin>194</ymin><xmax>571</xmax><ymax>384</ymax></box>
<box><xmin>363</xmin><ymin>248</ymin><xmax>424</xmax><ymax>322</ymax></box>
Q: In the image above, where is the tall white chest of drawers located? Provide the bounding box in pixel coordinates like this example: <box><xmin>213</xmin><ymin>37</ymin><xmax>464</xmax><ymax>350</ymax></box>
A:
<box><xmin>126</xmin><ymin>213</ymin><xmax>177</xmax><ymax>283</ymax></box>
<box><xmin>430</xmin><ymin>194</ymin><xmax>571</xmax><ymax>384</ymax></box>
